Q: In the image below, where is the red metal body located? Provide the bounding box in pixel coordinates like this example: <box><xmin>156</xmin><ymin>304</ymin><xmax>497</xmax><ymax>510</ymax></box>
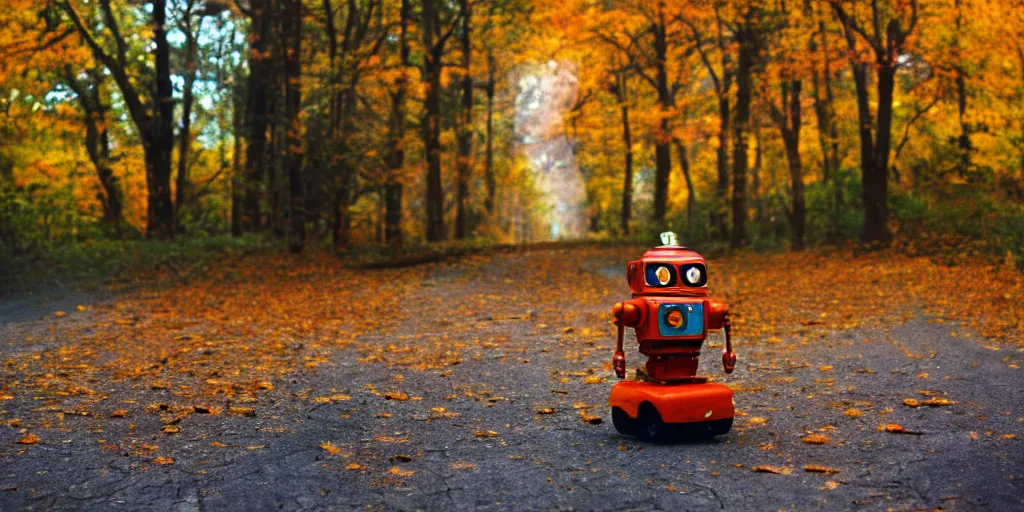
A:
<box><xmin>608</xmin><ymin>241</ymin><xmax>737</xmax><ymax>439</ymax></box>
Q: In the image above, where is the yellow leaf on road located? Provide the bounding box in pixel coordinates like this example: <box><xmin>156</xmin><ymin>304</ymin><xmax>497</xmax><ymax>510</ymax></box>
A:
<box><xmin>319</xmin><ymin>441</ymin><xmax>341</xmax><ymax>455</ymax></box>
<box><xmin>802</xmin><ymin>434</ymin><xmax>831</xmax><ymax>445</ymax></box>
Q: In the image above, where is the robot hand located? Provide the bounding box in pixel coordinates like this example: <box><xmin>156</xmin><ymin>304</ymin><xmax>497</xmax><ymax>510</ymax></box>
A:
<box><xmin>613</xmin><ymin>350</ymin><xmax>626</xmax><ymax>379</ymax></box>
<box><xmin>721</xmin><ymin>311</ymin><xmax>736</xmax><ymax>374</ymax></box>
<box><xmin>722</xmin><ymin>350</ymin><xmax>736</xmax><ymax>374</ymax></box>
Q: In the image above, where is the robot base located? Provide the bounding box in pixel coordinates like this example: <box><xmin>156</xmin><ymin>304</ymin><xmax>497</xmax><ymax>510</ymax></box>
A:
<box><xmin>609</xmin><ymin>380</ymin><xmax>734</xmax><ymax>442</ymax></box>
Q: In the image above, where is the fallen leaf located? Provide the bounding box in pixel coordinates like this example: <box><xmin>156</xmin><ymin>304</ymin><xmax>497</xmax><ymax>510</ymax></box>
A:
<box><xmin>374</xmin><ymin>436</ymin><xmax>409</xmax><ymax>443</ymax></box>
<box><xmin>802</xmin><ymin>434</ymin><xmax>832</xmax><ymax>445</ymax></box>
<box><xmin>880</xmin><ymin>423</ymin><xmax>921</xmax><ymax>435</ymax></box>
<box><xmin>54</xmin><ymin>311</ymin><xmax>67</xmax><ymax>318</ymax></box>
<box><xmin>903</xmin><ymin>398</ymin><xmax>921</xmax><ymax>407</ymax></box>
<box><xmin>17</xmin><ymin>434</ymin><xmax>39</xmax><ymax>445</ymax></box>
<box><xmin>162</xmin><ymin>425</ymin><xmax>180</xmax><ymax>434</ymax></box>
<box><xmin>385</xmin><ymin>391</ymin><xmax>409</xmax><ymax>401</ymax></box>
<box><xmin>536</xmin><ymin>407</ymin><xmax>557</xmax><ymax>415</ymax></box>
<box><xmin>843</xmin><ymin>408</ymin><xmax>864</xmax><ymax>418</ymax></box>
<box><xmin>319</xmin><ymin>441</ymin><xmax>341</xmax><ymax>455</ymax></box>
<box><xmin>752</xmin><ymin>465</ymin><xmax>791</xmax><ymax>475</ymax></box>
<box><xmin>345</xmin><ymin>463</ymin><xmax>362</xmax><ymax>470</ymax></box>
<box><xmin>820</xmin><ymin>480</ymin><xmax>840</xmax><ymax>491</ymax></box>
<box><xmin>580</xmin><ymin>410</ymin><xmax>603</xmax><ymax>425</ymax></box>
<box><xmin>804</xmin><ymin>465</ymin><xmax>840</xmax><ymax>474</ymax></box>
<box><xmin>451</xmin><ymin>461</ymin><xmax>477</xmax><ymax>470</ymax></box>
<box><xmin>474</xmin><ymin>430</ymin><xmax>499</xmax><ymax>438</ymax></box>
<box><xmin>110</xmin><ymin>410</ymin><xmax>128</xmax><ymax>418</ymax></box>
<box><xmin>747</xmin><ymin>417</ymin><xmax>767</xmax><ymax>426</ymax></box>
<box><xmin>387</xmin><ymin>466</ymin><xmax>415</xmax><ymax>477</ymax></box>
<box><xmin>152</xmin><ymin>456</ymin><xmax>174</xmax><ymax>465</ymax></box>
<box><xmin>583</xmin><ymin>375</ymin><xmax>605</xmax><ymax>384</ymax></box>
<box><xmin>228</xmin><ymin>407</ymin><xmax>256</xmax><ymax>417</ymax></box>
<box><xmin>818</xmin><ymin>365</ymin><xmax>834</xmax><ymax>372</ymax></box>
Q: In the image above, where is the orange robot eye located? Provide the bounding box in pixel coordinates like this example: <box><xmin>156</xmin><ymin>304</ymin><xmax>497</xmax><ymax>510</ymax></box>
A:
<box><xmin>666</xmin><ymin>309</ymin><xmax>684</xmax><ymax>328</ymax></box>
<box><xmin>654</xmin><ymin>266</ymin><xmax>671</xmax><ymax>285</ymax></box>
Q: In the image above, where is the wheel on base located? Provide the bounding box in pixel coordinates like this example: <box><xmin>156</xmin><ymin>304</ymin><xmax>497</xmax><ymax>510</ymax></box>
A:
<box><xmin>637</xmin><ymin>402</ymin><xmax>671</xmax><ymax>442</ymax></box>
<box><xmin>706</xmin><ymin>417</ymin><xmax>732</xmax><ymax>437</ymax></box>
<box><xmin>611</xmin><ymin>406</ymin><xmax>638</xmax><ymax>436</ymax></box>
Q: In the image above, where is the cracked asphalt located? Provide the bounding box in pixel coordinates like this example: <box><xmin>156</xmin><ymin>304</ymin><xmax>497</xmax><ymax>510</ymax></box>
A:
<box><xmin>2</xmin><ymin>251</ymin><xmax>1023</xmax><ymax>511</ymax></box>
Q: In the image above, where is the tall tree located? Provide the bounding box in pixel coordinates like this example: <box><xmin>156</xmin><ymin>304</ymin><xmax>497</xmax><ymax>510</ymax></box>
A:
<box><xmin>384</xmin><ymin>0</ymin><xmax>411</xmax><ymax>250</ymax></box>
<box><xmin>454</xmin><ymin>0</ymin><xmax>474</xmax><ymax>239</ymax></box>
<box><xmin>593</xmin><ymin>1</ymin><xmax>692</xmax><ymax>230</ymax></box>
<box><xmin>63</xmin><ymin>67</ymin><xmax>124</xmax><ymax>235</ymax></box>
<box><xmin>57</xmin><ymin>0</ymin><xmax>176</xmax><ymax>237</ymax></box>
<box><xmin>609</xmin><ymin>67</ymin><xmax>634</xmax><ymax>235</ymax></box>
<box><xmin>420</xmin><ymin>0</ymin><xmax>462</xmax><ymax>242</ymax></box>
<box><xmin>810</xmin><ymin>8</ymin><xmax>843</xmax><ymax>242</ymax></box>
<box><xmin>242</xmin><ymin>0</ymin><xmax>275</xmax><ymax>232</ymax></box>
<box><xmin>684</xmin><ymin>5</ymin><xmax>734</xmax><ymax>241</ymax></box>
<box><xmin>729</xmin><ymin>12</ymin><xmax>760</xmax><ymax>249</ymax></box>
<box><xmin>283</xmin><ymin>0</ymin><xmax>304</xmax><ymax>252</ymax></box>
<box><xmin>831</xmin><ymin>0</ymin><xmax>919</xmax><ymax>244</ymax></box>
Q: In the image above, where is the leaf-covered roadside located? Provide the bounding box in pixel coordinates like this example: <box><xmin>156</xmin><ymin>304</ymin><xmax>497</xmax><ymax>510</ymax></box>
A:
<box><xmin>3</xmin><ymin>246</ymin><xmax>1019</xmax><ymax>418</ymax></box>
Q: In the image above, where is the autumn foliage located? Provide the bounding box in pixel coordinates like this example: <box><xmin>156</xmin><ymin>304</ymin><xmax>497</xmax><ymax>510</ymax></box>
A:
<box><xmin>0</xmin><ymin>0</ymin><xmax>1022</xmax><ymax>261</ymax></box>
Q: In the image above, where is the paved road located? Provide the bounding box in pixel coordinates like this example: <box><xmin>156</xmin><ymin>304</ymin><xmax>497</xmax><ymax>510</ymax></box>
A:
<box><xmin>1</xmin><ymin>252</ymin><xmax>1022</xmax><ymax>511</ymax></box>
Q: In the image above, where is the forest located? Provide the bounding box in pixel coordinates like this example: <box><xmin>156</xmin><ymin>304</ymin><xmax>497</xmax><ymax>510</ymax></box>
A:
<box><xmin>1</xmin><ymin>0</ymin><xmax>1023</xmax><ymax>261</ymax></box>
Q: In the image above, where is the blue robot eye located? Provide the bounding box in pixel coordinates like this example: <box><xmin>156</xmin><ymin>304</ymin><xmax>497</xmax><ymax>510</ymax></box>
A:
<box><xmin>644</xmin><ymin>264</ymin><xmax>676</xmax><ymax>287</ymax></box>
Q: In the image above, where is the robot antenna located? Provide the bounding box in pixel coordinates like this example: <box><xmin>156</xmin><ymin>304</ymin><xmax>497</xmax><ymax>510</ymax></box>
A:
<box><xmin>659</xmin><ymin>231</ymin><xmax>679</xmax><ymax>246</ymax></box>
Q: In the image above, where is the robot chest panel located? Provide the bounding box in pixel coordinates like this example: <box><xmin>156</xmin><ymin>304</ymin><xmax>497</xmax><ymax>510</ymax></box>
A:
<box><xmin>638</xmin><ymin>297</ymin><xmax>706</xmax><ymax>340</ymax></box>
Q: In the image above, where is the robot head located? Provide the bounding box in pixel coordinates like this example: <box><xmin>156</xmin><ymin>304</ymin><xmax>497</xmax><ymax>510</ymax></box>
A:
<box><xmin>626</xmin><ymin>233</ymin><xmax>708</xmax><ymax>296</ymax></box>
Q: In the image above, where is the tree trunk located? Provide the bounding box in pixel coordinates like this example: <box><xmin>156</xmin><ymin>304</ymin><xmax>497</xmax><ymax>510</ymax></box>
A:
<box><xmin>651</xmin><ymin>13</ymin><xmax>672</xmax><ymax>229</ymax></box>
<box><xmin>620</xmin><ymin>103</ymin><xmax>633</xmax><ymax>235</ymax></box>
<box><xmin>385</xmin><ymin>0</ymin><xmax>411</xmax><ymax>251</ymax></box>
<box><xmin>243</xmin><ymin>0</ymin><xmax>274</xmax><ymax>232</ymax></box>
<box><xmin>231</xmin><ymin>79</ymin><xmax>243</xmax><ymax>237</ymax></box>
<box><xmin>283</xmin><ymin>0</ymin><xmax>304</xmax><ymax>253</ymax></box>
<box><xmin>454</xmin><ymin>0</ymin><xmax>472</xmax><ymax>239</ymax></box>
<box><xmin>865</xmin><ymin>61</ymin><xmax>895</xmax><ymax>244</ymax></box>
<box><xmin>813</xmin><ymin>12</ymin><xmax>841</xmax><ymax>243</ymax></box>
<box><xmin>714</xmin><ymin>95</ymin><xmax>730</xmax><ymax>239</ymax></box>
<box><xmin>832</xmin><ymin>3</ymin><xmax>912</xmax><ymax>245</ymax></box>
<box><xmin>776</xmin><ymin>81</ymin><xmax>805</xmax><ymax>251</ymax></box>
<box><xmin>148</xmin><ymin>0</ymin><xmax>176</xmax><ymax>238</ymax></box>
<box><xmin>484</xmin><ymin>52</ymin><xmax>496</xmax><ymax>215</ymax></box>
<box><xmin>176</xmin><ymin>14</ymin><xmax>199</xmax><ymax>233</ymax></box>
<box><xmin>422</xmin><ymin>0</ymin><xmax>445</xmax><ymax>242</ymax></box>
<box><xmin>729</xmin><ymin>24</ymin><xmax>756</xmax><ymax>249</ymax></box>
<box><xmin>675</xmin><ymin>141</ymin><xmax>695</xmax><ymax>238</ymax></box>
<box><xmin>65</xmin><ymin>68</ymin><xmax>123</xmax><ymax>236</ymax></box>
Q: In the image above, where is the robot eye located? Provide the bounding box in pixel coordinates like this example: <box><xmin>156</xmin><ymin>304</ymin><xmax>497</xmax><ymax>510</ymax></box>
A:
<box><xmin>655</xmin><ymin>266</ymin><xmax>671</xmax><ymax>285</ymax></box>
<box><xmin>679</xmin><ymin>264</ymin><xmax>708</xmax><ymax>287</ymax></box>
<box><xmin>685</xmin><ymin>266</ymin><xmax>702</xmax><ymax>285</ymax></box>
<box><xmin>645</xmin><ymin>263</ymin><xmax>676</xmax><ymax>286</ymax></box>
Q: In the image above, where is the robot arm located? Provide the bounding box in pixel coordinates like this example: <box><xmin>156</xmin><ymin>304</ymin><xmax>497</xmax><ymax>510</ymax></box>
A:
<box><xmin>611</xmin><ymin>300</ymin><xmax>642</xmax><ymax>379</ymax></box>
<box><xmin>708</xmin><ymin>299</ymin><xmax>737</xmax><ymax>374</ymax></box>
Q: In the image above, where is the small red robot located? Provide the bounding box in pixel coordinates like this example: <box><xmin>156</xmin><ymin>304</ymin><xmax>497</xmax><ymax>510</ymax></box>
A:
<box><xmin>609</xmin><ymin>233</ymin><xmax>736</xmax><ymax>441</ymax></box>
